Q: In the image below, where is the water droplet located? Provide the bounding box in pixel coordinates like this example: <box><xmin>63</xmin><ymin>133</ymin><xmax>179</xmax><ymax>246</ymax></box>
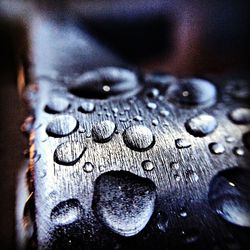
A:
<box><xmin>44</xmin><ymin>96</ymin><xmax>70</xmax><ymax>114</ymax></box>
<box><xmin>209</xmin><ymin>143</ymin><xmax>225</xmax><ymax>154</ymax></box>
<box><xmin>146</xmin><ymin>88</ymin><xmax>160</xmax><ymax>98</ymax></box>
<box><xmin>156</xmin><ymin>212</ymin><xmax>168</xmax><ymax>233</ymax></box>
<box><xmin>78</xmin><ymin>101</ymin><xmax>95</xmax><ymax>113</ymax></box>
<box><xmin>69</xmin><ymin>67</ymin><xmax>140</xmax><ymax>99</ymax></box>
<box><xmin>46</xmin><ymin>115</ymin><xmax>78</xmax><ymax>137</ymax></box>
<box><xmin>147</xmin><ymin>102</ymin><xmax>157</xmax><ymax>110</ymax></box>
<box><xmin>92</xmin><ymin>171</ymin><xmax>156</xmax><ymax>237</ymax></box>
<box><xmin>229</xmin><ymin>108</ymin><xmax>250</xmax><ymax>124</ymax></box>
<box><xmin>142</xmin><ymin>160</ymin><xmax>155</xmax><ymax>171</ymax></box>
<box><xmin>83</xmin><ymin>162</ymin><xmax>94</xmax><ymax>173</ymax></box>
<box><xmin>174</xmin><ymin>174</ymin><xmax>181</xmax><ymax>182</ymax></box>
<box><xmin>119</xmin><ymin>117</ymin><xmax>128</xmax><ymax>122</ymax></box>
<box><xmin>175</xmin><ymin>138</ymin><xmax>191</xmax><ymax>149</ymax></box>
<box><xmin>233</xmin><ymin>147</ymin><xmax>244</xmax><ymax>156</ymax></box>
<box><xmin>50</xmin><ymin>199</ymin><xmax>82</xmax><ymax>225</ymax></box>
<box><xmin>152</xmin><ymin>119</ymin><xmax>159</xmax><ymax>126</ymax></box>
<box><xmin>186</xmin><ymin>169</ymin><xmax>199</xmax><ymax>182</ymax></box>
<box><xmin>170</xmin><ymin>162</ymin><xmax>180</xmax><ymax>170</ymax></box>
<box><xmin>133</xmin><ymin>115</ymin><xmax>143</xmax><ymax>122</ymax></box>
<box><xmin>92</xmin><ymin>120</ymin><xmax>116</xmax><ymax>143</ymax></box>
<box><xmin>112</xmin><ymin>107</ymin><xmax>119</xmax><ymax>113</ymax></box>
<box><xmin>225</xmin><ymin>136</ymin><xmax>235</xmax><ymax>143</ymax></box>
<box><xmin>243</xmin><ymin>131</ymin><xmax>250</xmax><ymax>150</ymax></box>
<box><xmin>160</xmin><ymin>109</ymin><xmax>170</xmax><ymax>117</ymax></box>
<box><xmin>167</xmin><ymin>78</ymin><xmax>217</xmax><ymax>106</ymax></box>
<box><xmin>208</xmin><ymin>167</ymin><xmax>250</xmax><ymax>227</ymax></box>
<box><xmin>185</xmin><ymin>114</ymin><xmax>217</xmax><ymax>137</ymax></box>
<box><xmin>123</xmin><ymin>125</ymin><xmax>154</xmax><ymax>151</ymax></box>
<box><xmin>180</xmin><ymin>209</ymin><xmax>188</xmax><ymax>218</ymax></box>
<box><xmin>54</xmin><ymin>141</ymin><xmax>86</xmax><ymax>165</ymax></box>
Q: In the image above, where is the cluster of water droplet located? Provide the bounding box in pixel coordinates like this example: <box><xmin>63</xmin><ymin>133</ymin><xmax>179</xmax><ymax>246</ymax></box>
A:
<box><xmin>21</xmin><ymin>68</ymin><xmax>250</xmax><ymax>243</ymax></box>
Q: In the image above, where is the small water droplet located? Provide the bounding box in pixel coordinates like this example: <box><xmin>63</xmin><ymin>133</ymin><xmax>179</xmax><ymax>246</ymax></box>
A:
<box><xmin>167</xmin><ymin>78</ymin><xmax>217</xmax><ymax>106</ymax></box>
<box><xmin>142</xmin><ymin>160</ymin><xmax>155</xmax><ymax>171</ymax></box>
<box><xmin>225</xmin><ymin>136</ymin><xmax>235</xmax><ymax>143</ymax></box>
<box><xmin>112</xmin><ymin>107</ymin><xmax>119</xmax><ymax>113</ymax></box>
<box><xmin>92</xmin><ymin>171</ymin><xmax>156</xmax><ymax>237</ymax></box>
<box><xmin>186</xmin><ymin>169</ymin><xmax>199</xmax><ymax>182</ymax></box>
<box><xmin>160</xmin><ymin>109</ymin><xmax>170</xmax><ymax>117</ymax></box>
<box><xmin>46</xmin><ymin>115</ymin><xmax>78</xmax><ymax>137</ymax></box>
<box><xmin>182</xmin><ymin>229</ymin><xmax>199</xmax><ymax>244</ymax></box>
<box><xmin>78</xmin><ymin>101</ymin><xmax>95</xmax><ymax>113</ymax></box>
<box><xmin>147</xmin><ymin>102</ymin><xmax>157</xmax><ymax>110</ymax></box>
<box><xmin>209</xmin><ymin>142</ymin><xmax>225</xmax><ymax>154</ymax></box>
<box><xmin>156</xmin><ymin>212</ymin><xmax>168</xmax><ymax>233</ymax></box>
<box><xmin>170</xmin><ymin>162</ymin><xmax>180</xmax><ymax>170</ymax></box>
<box><xmin>133</xmin><ymin>115</ymin><xmax>143</xmax><ymax>122</ymax></box>
<box><xmin>233</xmin><ymin>147</ymin><xmax>245</xmax><ymax>156</ymax></box>
<box><xmin>208</xmin><ymin>167</ymin><xmax>250</xmax><ymax>227</ymax></box>
<box><xmin>123</xmin><ymin>125</ymin><xmax>154</xmax><ymax>151</ymax></box>
<box><xmin>185</xmin><ymin>114</ymin><xmax>217</xmax><ymax>137</ymax></box>
<box><xmin>146</xmin><ymin>88</ymin><xmax>160</xmax><ymax>98</ymax></box>
<box><xmin>152</xmin><ymin>119</ymin><xmax>159</xmax><ymax>126</ymax></box>
<box><xmin>54</xmin><ymin>141</ymin><xmax>86</xmax><ymax>165</ymax></box>
<box><xmin>45</xmin><ymin>96</ymin><xmax>70</xmax><ymax>114</ymax></box>
<box><xmin>119</xmin><ymin>117</ymin><xmax>128</xmax><ymax>122</ymax></box>
<box><xmin>92</xmin><ymin>120</ymin><xmax>116</xmax><ymax>143</ymax></box>
<box><xmin>243</xmin><ymin>131</ymin><xmax>250</xmax><ymax>150</ymax></box>
<box><xmin>50</xmin><ymin>199</ymin><xmax>82</xmax><ymax>225</ymax></box>
<box><xmin>83</xmin><ymin>162</ymin><xmax>94</xmax><ymax>173</ymax></box>
<box><xmin>174</xmin><ymin>174</ymin><xmax>181</xmax><ymax>182</ymax></box>
<box><xmin>229</xmin><ymin>108</ymin><xmax>250</xmax><ymax>124</ymax></box>
<box><xmin>175</xmin><ymin>138</ymin><xmax>191</xmax><ymax>149</ymax></box>
<box><xmin>180</xmin><ymin>209</ymin><xmax>188</xmax><ymax>218</ymax></box>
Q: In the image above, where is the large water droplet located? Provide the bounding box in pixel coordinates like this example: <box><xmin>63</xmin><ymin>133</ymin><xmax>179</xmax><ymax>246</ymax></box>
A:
<box><xmin>50</xmin><ymin>199</ymin><xmax>82</xmax><ymax>225</ymax></box>
<box><xmin>78</xmin><ymin>101</ymin><xmax>95</xmax><ymax>113</ymax></box>
<box><xmin>45</xmin><ymin>96</ymin><xmax>70</xmax><ymax>114</ymax></box>
<box><xmin>54</xmin><ymin>141</ymin><xmax>86</xmax><ymax>165</ymax></box>
<box><xmin>123</xmin><ymin>125</ymin><xmax>154</xmax><ymax>151</ymax></box>
<box><xmin>229</xmin><ymin>108</ymin><xmax>250</xmax><ymax>124</ymax></box>
<box><xmin>209</xmin><ymin>142</ymin><xmax>225</xmax><ymax>154</ymax></box>
<box><xmin>167</xmin><ymin>78</ymin><xmax>217</xmax><ymax>106</ymax></box>
<box><xmin>46</xmin><ymin>115</ymin><xmax>78</xmax><ymax>137</ymax></box>
<box><xmin>92</xmin><ymin>171</ymin><xmax>156</xmax><ymax>237</ymax></box>
<box><xmin>92</xmin><ymin>120</ymin><xmax>116</xmax><ymax>143</ymax></box>
<box><xmin>243</xmin><ymin>131</ymin><xmax>250</xmax><ymax>150</ymax></box>
<box><xmin>175</xmin><ymin>138</ymin><xmax>191</xmax><ymax>149</ymax></box>
<box><xmin>185</xmin><ymin>114</ymin><xmax>217</xmax><ymax>137</ymax></box>
<box><xmin>208</xmin><ymin>167</ymin><xmax>250</xmax><ymax>227</ymax></box>
<box><xmin>69</xmin><ymin>67</ymin><xmax>140</xmax><ymax>99</ymax></box>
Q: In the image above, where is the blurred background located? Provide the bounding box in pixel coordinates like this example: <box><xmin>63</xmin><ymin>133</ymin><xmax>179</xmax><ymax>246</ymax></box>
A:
<box><xmin>0</xmin><ymin>0</ymin><xmax>249</xmax><ymax>249</ymax></box>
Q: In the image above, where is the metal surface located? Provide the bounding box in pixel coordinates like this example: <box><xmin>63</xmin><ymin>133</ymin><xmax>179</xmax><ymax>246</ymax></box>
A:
<box><xmin>16</xmin><ymin>9</ymin><xmax>250</xmax><ymax>250</ymax></box>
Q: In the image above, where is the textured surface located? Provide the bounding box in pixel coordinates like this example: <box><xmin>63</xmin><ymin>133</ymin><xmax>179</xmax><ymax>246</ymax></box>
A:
<box><xmin>25</xmin><ymin>70</ymin><xmax>250</xmax><ymax>249</ymax></box>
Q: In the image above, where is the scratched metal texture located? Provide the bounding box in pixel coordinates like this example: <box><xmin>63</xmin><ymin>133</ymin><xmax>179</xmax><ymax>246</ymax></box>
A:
<box><xmin>24</xmin><ymin>13</ymin><xmax>250</xmax><ymax>250</ymax></box>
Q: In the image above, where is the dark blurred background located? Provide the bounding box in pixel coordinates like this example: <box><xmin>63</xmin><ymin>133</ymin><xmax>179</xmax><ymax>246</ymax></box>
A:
<box><xmin>0</xmin><ymin>0</ymin><xmax>249</xmax><ymax>249</ymax></box>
